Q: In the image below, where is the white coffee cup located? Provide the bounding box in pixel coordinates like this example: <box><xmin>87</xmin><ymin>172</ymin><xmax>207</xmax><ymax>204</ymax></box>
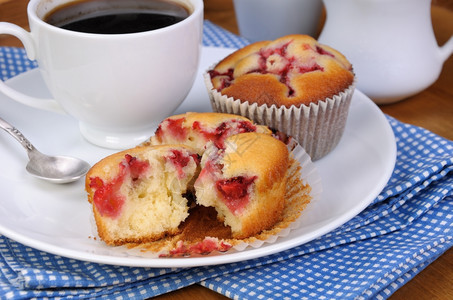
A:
<box><xmin>233</xmin><ymin>0</ymin><xmax>323</xmax><ymax>43</ymax></box>
<box><xmin>0</xmin><ymin>0</ymin><xmax>203</xmax><ymax>149</ymax></box>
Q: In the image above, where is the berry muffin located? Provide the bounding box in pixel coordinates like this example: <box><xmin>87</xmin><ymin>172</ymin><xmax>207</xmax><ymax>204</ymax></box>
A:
<box><xmin>86</xmin><ymin>113</ymin><xmax>316</xmax><ymax>254</ymax></box>
<box><xmin>205</xmin><ymin>34</ymin><xmax>356</xmax><ymax>160</ymax></box>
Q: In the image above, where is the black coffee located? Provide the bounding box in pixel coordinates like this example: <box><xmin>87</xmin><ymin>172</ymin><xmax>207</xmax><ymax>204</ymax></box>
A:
<box><xmin>44</xmin><ymin>0</ymin><xmax>190</xmax><ymax>34</ymax></box>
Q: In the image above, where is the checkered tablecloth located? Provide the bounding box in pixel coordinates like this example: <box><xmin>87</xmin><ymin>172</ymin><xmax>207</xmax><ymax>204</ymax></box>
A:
<box><xmin>1</xmin><ymin>21</ymin><xmax>452</xmax><ymax>300</ymax></box>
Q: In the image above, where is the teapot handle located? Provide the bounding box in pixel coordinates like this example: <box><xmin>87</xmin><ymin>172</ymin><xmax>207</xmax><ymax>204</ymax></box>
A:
<box><xmin>439</xmin><ymin>35</ymin><xmax>453</xmax><ymax>63</ymax></box>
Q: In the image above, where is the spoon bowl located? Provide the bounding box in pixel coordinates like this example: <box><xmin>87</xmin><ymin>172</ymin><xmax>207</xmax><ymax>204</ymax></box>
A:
<box><xmin>26</xmin><ymin>151</ymin><xmax>91</xmax><ymax>184</ymax></box>
<box><xmin>0</xmin><ymin>116</ymin><xmax>91</xmax><ymax>184</ymax></box>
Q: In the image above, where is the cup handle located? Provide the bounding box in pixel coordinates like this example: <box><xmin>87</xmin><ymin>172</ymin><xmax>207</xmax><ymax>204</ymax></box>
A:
<box><xmin>0</xmin><ymin>22</ymin><xmax>65</xmax><ymax>114</ymax></box>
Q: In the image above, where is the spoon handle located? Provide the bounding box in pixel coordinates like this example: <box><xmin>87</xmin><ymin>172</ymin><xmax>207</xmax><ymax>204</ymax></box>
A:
<box><xmin>0</xmin><ymin>116</ymin><xmax>35</xmax><ymax>152</ymax></box>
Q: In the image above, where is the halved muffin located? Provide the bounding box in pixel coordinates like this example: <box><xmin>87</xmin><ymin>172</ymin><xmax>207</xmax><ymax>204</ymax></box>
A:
<box><xmin>86</xmin><ymin>145</ymin><xmax>199</xmax><ymax>245</ymax></box>
<box><xmin>194</xmin><ymin>133</ymin><xmax>289</xmax><ymax>238</ymax></box>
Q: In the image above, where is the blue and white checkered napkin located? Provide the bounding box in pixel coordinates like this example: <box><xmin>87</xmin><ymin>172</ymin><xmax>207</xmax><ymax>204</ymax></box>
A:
<box><xmin>1</xmin><ymin>21</ymin><xmax>452</xmax><ymax>300</ymax></box>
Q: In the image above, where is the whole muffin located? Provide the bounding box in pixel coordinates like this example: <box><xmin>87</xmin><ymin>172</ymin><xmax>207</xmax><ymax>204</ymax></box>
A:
<box><xmin>205</xmin><ymin>34</ymin><xmax>356</xmax><ymax>160</ymax></box>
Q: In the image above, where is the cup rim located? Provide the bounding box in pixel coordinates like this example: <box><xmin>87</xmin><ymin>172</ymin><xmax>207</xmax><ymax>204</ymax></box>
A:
<box><xmin>27</xmin><ymin>0</ymin><xmax>204</xmax><ymax>38</ymax></box>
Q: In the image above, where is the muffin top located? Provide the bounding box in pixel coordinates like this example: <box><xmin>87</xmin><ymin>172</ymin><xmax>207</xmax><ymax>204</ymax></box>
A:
<box><xmin>208</xmin><ymin>34</ymin><xmax>354</xmax><ymax>107</ymax></box>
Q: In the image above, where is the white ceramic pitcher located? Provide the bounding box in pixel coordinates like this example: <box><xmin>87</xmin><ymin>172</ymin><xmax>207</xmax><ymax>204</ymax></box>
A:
<box><xmin>318</xmin><ymin>0</ymin><xmax>453</xmax><ymax>104</ymax></box>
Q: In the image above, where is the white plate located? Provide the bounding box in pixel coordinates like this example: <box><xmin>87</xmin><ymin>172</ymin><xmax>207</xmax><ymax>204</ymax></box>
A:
<box><xmin>0</xmin><ymin>47</ymin><xmax>396</xmax><ymax>268</ymax></box>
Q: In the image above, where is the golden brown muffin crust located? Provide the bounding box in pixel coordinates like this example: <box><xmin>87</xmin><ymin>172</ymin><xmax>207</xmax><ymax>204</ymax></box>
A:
<box><xmin>210</xmin><ymin>34</ymin><xmax>354</xmax><ymax>107</ymax></box>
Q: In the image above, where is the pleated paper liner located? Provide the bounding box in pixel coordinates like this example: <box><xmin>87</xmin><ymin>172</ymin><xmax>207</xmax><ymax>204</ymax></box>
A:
<box><xmin>204</xmin><ymin>67</ymin><xmax>356</xmax><ymax>161</ymax></box>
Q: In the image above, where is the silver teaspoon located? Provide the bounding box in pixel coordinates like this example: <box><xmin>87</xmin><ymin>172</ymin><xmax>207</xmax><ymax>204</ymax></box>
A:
<box><xmin>0</xmin><ymin>116</ymin><xmax>91</xmax><ymax>184</ymax></box>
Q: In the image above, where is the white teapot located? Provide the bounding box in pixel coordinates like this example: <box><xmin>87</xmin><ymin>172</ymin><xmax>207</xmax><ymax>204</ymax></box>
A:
<box><xmin>318</xmin><ymin>0</ymin><xmax>453</xmax><ymax>104</ymax></box>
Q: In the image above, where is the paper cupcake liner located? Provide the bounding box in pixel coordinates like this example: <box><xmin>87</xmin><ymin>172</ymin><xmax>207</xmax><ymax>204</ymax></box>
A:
<box><xmin>204</xmin><ymin>69</ymin><xmax>356</xmax><ymax>161</ymax></box>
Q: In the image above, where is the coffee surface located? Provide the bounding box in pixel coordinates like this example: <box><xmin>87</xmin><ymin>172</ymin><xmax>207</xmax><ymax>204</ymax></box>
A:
<box><xmin>44</xmin><ymin>0</ymin><xmax>189</xmax><ymax>34</ymax></box>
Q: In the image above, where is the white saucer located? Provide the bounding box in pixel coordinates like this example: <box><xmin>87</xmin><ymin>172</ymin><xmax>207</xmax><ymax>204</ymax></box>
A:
<box><xmin>0</xmin><ymin>47</ymin><xmax>396</xmax><ymax>268</ymax></box>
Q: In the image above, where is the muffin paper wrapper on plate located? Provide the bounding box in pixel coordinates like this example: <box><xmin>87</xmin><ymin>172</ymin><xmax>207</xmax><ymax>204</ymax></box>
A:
<box><xmin>88</xmin><ymin>141</ymin><xmax>322</xmax><ymax>258</ymax></box>
<box><xmin>204</xmin><ymin>69</ymin><xmax>356</xmax><ymax>161</ymax></box>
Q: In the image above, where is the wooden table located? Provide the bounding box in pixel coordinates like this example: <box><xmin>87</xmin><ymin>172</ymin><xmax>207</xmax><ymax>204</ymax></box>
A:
<box><xmin>1</xmin><ymin>0</ymin><xmax>452</xmax><ymax>299</ymax></box>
